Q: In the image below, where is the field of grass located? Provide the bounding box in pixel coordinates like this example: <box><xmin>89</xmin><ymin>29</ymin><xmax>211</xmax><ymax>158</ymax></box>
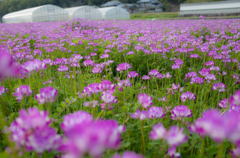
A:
<box><xmin>130</xmin><ymin>12</ymin><xmax>240</xmax><ymax>20</ymax></box>
<box><xmin>130</xmin><ymin>12</ymin><xmax>179</xmax><ymax>19</ymax></box>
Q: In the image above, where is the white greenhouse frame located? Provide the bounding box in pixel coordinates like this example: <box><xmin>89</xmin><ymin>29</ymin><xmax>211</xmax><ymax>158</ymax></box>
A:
<box><xmin>65</xmin><ymin>6</ymin><xmax>102</xmax><ymax>20</ymax></box>
<box><xmin>98</xmin><ymin>7</ymin><xmax>130</xmax><ymax>20</ymax></box>
<box><xmin>2</xmin><ymin>4</ymin><xmax>69</xmax><ymax>23</ymax></box>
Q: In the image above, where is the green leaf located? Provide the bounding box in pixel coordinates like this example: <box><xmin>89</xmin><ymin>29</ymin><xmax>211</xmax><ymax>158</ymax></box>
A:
<box><xmin>61</xmin><ymin>102</ymin><xmax>67</xmax><ymax>107</ymax></box>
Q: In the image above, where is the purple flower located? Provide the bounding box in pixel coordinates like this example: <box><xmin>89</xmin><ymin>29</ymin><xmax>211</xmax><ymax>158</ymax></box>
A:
<box><xmin>126</xmin><ymin>51</ymin><xmax>134</xmax><ymax>55</ymax></box>
<box><xmin>205</xmin><ymin>61</ymin><xmax>215</xmax><ymax>67</ymax></box>
<box><xmin>168</xmin><ymin>146</ymin><xmax>181</xmax><ymax>158</ymax></box>
<box><xmin>116</xmin><ymin>63</ymin><xmax>132</xmax><ymax>72</ymax></box>
<box><xmin>117</xmin><ymin>79</ymin><xmax>132</xmax><ymax>91</ymax></box>
<box><xmin>61</xmin><ymin>120</ymin><xmax>124</xmax><ymax>158</ymax></box>
<box><xmin>174</xmin><ymin>59</ymin><xmax>184</xmax><ymax>66</ymax></box>
<box><xmin>171</xmin><ymin>64</ymin><xmax>181</xmax><ymax>69</ymax></box>
<box><xmin>171</xmin><ymin>105</ymin><xmax>192</xmax><ymax>120</ymax></box>
<box><xmin>90</xmin><ymin>52</ymin><xmax>97</xmax><ymax>56</ymax></box>
<box><xmin>22</xmin><ymin>59</ymin><xmax>46</xmax><ymax>72</ymax></box>
<box><xmin>205</xmin><ymin>74</ymin><xmax>217</xmax><ymax>82</ymax></box>
<box><xmin>218</xmin><ymin>98</ymin><xmax>228</xmax><ymax>109</ymax></box>
<box><xmin>229</xmin><ymin>89</ymin><xmax>240</xmax><ymax>106</ymax></box>
<box><xmin>57</xmin><ymin>65</ymin><xmax>69</xmax><ymax>72</ymax></box>
<box><xmin>83</xmin><ymin>101</ymin><xmax>99</xmax><ymax>107</ymax></box>
<box><xmin>142</xmin><ymin>75</ymin><xmax>151</xmax><ymax>80</ymax></box>
<box><xmin>8</xmin><ymin>108</ymin><xmax>61</xmax><ymax>153</ymax></box>
<box><xmin>112</xmin><ymin>151</ymin><xmax>144</xmax><ymax>158</ymax></box>
<box><xmin>231</xmin><ymin>146</ymin><xmax>240</xmax><ymax>158</ymax></box>
<box><xmin>148</xmin><ymin>106</ymin><xmax>165</xmax><ymax>119</ymax></box>
<box><xmin>0</xmin><ymin>51</ymin><xmax>19</xmax><ymax>79</ymax></box>
<box><xmin>25</xmin><ymin>126</ymin><xmax>62</xmax><ymax>154</ymax></box>
<box><xmin>212</xmin><ymin>83</ymin><xmax>226</xmax><ymax>92</ymax></box>
<box><xmin>83</xmin><ymin>60</ymin><xmax>95</xmax><ymax>67</ymax></box>
<box><xmin>199</xmin><ymin>68</ymin><xmax>210</xmax><ymax>77</ymax></box>
<box><xmin>138</xmin><ymin>93</ymin><xmax>153</xmax><ymax>108</ymax></box>
<box><xmin>99</xmin><ymin>80</ymin><xmax>115</xmax><ymax>91</ymax></box>
<box><xmin>61</xmin><ymin>111</ymin><xmax>93</xmax><ymax>132</ymax></box>
<box><xmin>172</xmin><ymin>83</ymin><xmax>180</xmax><ymax>91</ymax></box>
<box><xmin>148</xmin><ymin>69</ymin><xmax>160</xmax><ymax>77</ymax></box>
<box><xmin>0</xmin><ymin>87</ymin><xmax>6</xmax><ymax>96</ymax></box>
<box><xmin>100</xmin><ymin>53</ymin><xmax>109</xmax><ymax>59</ymax></box>
<box><xmin>166</xmin><ymin>126</ymin><xmax>188</xmax><ymax>147</ymax></box>
<box><xmin>13</xmin><ymin>85</ymin><xmax>33</xmax><ymax>102</ymax></box>
<box><xmin>189</xmin><ymin>110</ymin><xmax>226</xmax><ymax>142</ymax></box>
<box><xmin>92</xmin><ymin>67</ymin><xmax>102</xmax><ymax>74</ymax></box>
<box><xmin>190</xmin><ymin>77</ymin><xmax>204</xmax><ymax>84</ymax></box>
<box><xmin>150</xmin><ymin>123</ymin><xmax>167</xmax><ymax>140</ymax></box>
<box><xmin>158</xmin><ymin>97</ymin><xmax>167</xmax><ymax>102</ymax></box>
<box><xmin>166</xmin><ymin>72</ymin><xmax>172</xmax><ymax>78</ymax></box>
<box><xmin>130</xmin><ymin>109</ymin><xmax>149</xmax><ymax>120</ymax></box>
<box><xmin>185</xmin><ymin>72</ymin><xmax>198</xmax><ymax>80</ymax></box>
<box><xmin>190</xmin><ymin>54</ymin><xmax>199</xmax><ymax>58</ymax></box>
<box><xmin>35</xmin><ymin>87</ymin><xmax>58</xmax><ymax>104</ymax></box>
<box><xmin>180</xmin><ymin>91</ymin><xmax>196</xmax><ymax>103</ymax></box>
<box><xmin>100</xmin><ymin>90</ymin><xmax>118</xmax><ymax>108</ymax></box>
<box><xmin>83</xmin><ymin>83</ymin><xmax>101</xmax><ymax>96</ymax></box>
<box><xmin>127</xmin><ymin>71</ymin><xmax>139</xmax><ymax>78</ymax></box>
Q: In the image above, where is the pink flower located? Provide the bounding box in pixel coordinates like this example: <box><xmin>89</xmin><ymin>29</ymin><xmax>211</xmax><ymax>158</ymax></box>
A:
<box><xmin>166</xmin><ymin>126</ymin><xmax>188</xmax><ymax>147</ymax></box>
<box><xmin>171</xmin><ymin>105</ymin><xmax>192</xmax><ymax>120</ymax></box>
<box><xmin>22</xmin><ymin>59</ymin><xmax>46</xmax><ymax>72</ymax></box>
<box><xmin>116</xmin><ymin>63</ymin><xmax>132</xmax><ymax>72</ymax></box>
<box><xmin>13</xmin><ymin>85</ymin><xmax>33</xmax><ymax>102</ymax></box>
<box><xmin>91</xmin><ymin>67</ymin><xmax>102</xmax><ymax>74</ymax></box>
<box><xmin>35</xmin><ymin>87</ymin><xmax>58</xmax><ymax>104</ymax></box>
<box><xmin>180</xmin><ymin>91</ymin><xmax>196</xmax><ymax>103</ymax></box>
<box><xmin>61</xmin><ymin>120</ymin><xmax>124</xmax><ymax>158</ymax></box>
<box><xmin>101</xmin><ymin>90</ymin><xmax>118</xmax><ymax>107</ymax></box>
<box><xmin>82</xmin><ymin>83</ymin><xmax>101</xmax><ymax>96</ymax></box>
<box><xmin>150</xmin><ymin>123</ymin><xmax>167</xmax><ymax>140</ymax></box>
<box><xmin>218</xmin><ymin>98</ymin><xmax>228</xmax><ymax>109</ymax></box>
<box><xmin>142</xmin><ymin>75</ymin><xmax>151</xmax><ymax>80</ymax></box>
<box><xmin>148</xmin><ymin>106</ymin><xmax>165</xmax><ymax>119</ymax></box>
<box><xmin>127</xmin><ymin>71</ymin><xmax>139</xmax><ymax>78</ymax></box>
<box><xmin>149</xmin><ymin>69</ymin><xmax>160</xmax><ymax>77</ymax></box>
<box><xmin>117</xmin><ymin>79</ymin><xmax>132</xmax><ymax>91</ymax></box>
<box><xmin>212</xmin><ymin>83</ymin><xmax>226</xmax><ymax>92</ymax></box>
<box><xmin>100</xmin><ymin>54</ymin><xmax>109</xmax><ymax>59</ymax></box>
<box><xmin>61</xmin><ymin>111</ymin><xmax>93</xmax><ymax>132</ymax></box>
<box><xmin>83</xmin><ymin>60</ymin><xmax>95</xmax><ymax>67</ymax></box>
<box><xmin>99</xmin><ymin>80</ymin><xmax>115</xmax><ymax>91</ymax></box>
<box><xmin>138</xmin><ymin>93</ymin><xmax>153</xmax><ymax>108</ymax></box>
<box><xmin>112</xmin><ymin>151</ymin><xmax>144</xmax><ymax>158</ymax></box>
<box><xmin>130</xmin><ymin>109</ymin><xmax>149</xmax><ymax>120</ymax></box>
<box><xmin>0</xmin><ymin>87</ymin><xmax>7</xmax><ymax>96</ymax></box>
<box><xmin>57</xmin><ymin>65</ymin><xmax>69</xmax><ymax>72</ymax></box>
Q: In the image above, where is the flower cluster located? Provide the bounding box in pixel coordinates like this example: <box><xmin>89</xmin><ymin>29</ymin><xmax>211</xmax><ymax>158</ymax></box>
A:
<box><xmin>35</xmin><ymin>87</ymin><xmax>58</xmax><ymax>104</ymax></box>
<box><xmin>8</xmin><ymin>108</ymin><xmax>62</xmax><ymax>154</ymax></box>
<box><xmin>150</xmin><ymin>123</ymin><xmax>187</xmax><ymax>157</ymax></box>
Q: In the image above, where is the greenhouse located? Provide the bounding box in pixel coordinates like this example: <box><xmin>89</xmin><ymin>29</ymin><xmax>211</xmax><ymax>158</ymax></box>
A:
<box><xmin>2</xmin><ymin>4</ymin><xmax>69</xmax><ymax>23</ymax></box>
<box><xmin>65</xmin><ymin>6</ymin><xmax>102</xmax><ymax>20</ymax></box>
<box><xmin>98</xmin><ymin>7</ymin><xmax>130</xmax><ymax>20</ymax></box>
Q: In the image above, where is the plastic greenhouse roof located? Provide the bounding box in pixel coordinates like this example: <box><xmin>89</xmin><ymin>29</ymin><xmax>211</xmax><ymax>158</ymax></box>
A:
<box><xmin>65</xmin><ymin>6</ymin><xmax>88</xmax><ymax>13</ymax></box>
<box><xmin>3</xmin><ymin>6</ymin><xmax>43</xmax><ymax>18</ymax></box>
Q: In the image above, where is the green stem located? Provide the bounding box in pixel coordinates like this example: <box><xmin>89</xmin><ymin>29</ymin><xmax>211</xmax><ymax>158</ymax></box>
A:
<box><xmin>141</xmin><ymin>120</ymin><xmax>146</xmax><ymax>155</ymax></box>
<box><xmin>199</xmin><ymin>137</ymin><xmax>205</xmax><ymax>158</ymax></box>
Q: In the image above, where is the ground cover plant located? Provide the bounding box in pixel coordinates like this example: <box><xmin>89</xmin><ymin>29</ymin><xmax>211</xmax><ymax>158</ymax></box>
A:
<box><xmin>0</xmin><ymin>17</ymin><xmax>240</xmax><ymax>158</ymax></box>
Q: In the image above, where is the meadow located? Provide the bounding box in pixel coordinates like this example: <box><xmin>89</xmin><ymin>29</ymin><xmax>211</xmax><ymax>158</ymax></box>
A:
<box><xmin>0</xmin><ymin>18</ymin><xmax>240</xmax><ymax>158</ymax></box>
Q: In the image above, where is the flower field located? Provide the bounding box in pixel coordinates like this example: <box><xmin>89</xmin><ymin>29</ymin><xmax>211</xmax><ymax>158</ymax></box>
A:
<box><xmin>0</xmin><ymin>18</ymin><xmax>240</xmax><ymax>158</ymax></box>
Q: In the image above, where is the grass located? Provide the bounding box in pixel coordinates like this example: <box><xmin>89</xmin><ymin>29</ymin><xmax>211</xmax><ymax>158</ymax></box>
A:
<box><xmin>130</xmin><ymin>12</ymin><xmax>240</xmax><ymax>20</ymax></box>
<box><xmin>130</xmin><ymin>12</ymin><xmax>179</xmax><ymax>19</ymax></box>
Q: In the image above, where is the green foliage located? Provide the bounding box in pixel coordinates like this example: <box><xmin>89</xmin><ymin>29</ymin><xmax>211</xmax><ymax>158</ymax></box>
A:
<box><xmin>130</xmin><ymin>12</ymin><xmax>179</xmax><ymax>19</ymax></box>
